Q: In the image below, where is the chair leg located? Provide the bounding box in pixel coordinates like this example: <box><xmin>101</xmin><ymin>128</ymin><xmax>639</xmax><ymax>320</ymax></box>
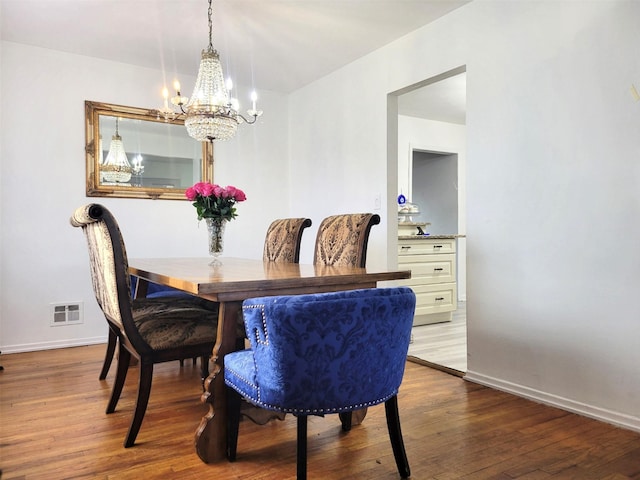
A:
<box><xmin>384</xmin><ymin>396</ymin><xmax>410</xmax><ymax>479</ymax></box>
<box><xmin>180</xmin><ymin>357</ymin><xmax>203</xmax><ymax>368</ymax></box>
<box><xmin>339</xmin><ymin>412</ymin><xmax>352</xmax><ymax>431</ymax></box>
<box><xmin>226</xmin><ymin>387</ymin><xmax>242</xmax><ymax>461</ymax></box>
<box><xmin>106</xmin><ymin>345</ymin><xmax>131</xmax><ymax>414</ymax></box>
<box><xmin>99</xmin><ymin>328</ymin><xmax>117</xmax><ymax>380</ymax></box>
<box><xmin>124</xmin><ymin>362</ymin><xmax>154</xmax><ymax>448</ymax></box>
<box><xmin>297</xmin><ymin>415</ymin><xmax>308</xmax><ymax>480</ymax></box>
<box><xmin>339</xmin><ymin>407</ymin><xmax>367</xmax><ymax>431</ymax></box>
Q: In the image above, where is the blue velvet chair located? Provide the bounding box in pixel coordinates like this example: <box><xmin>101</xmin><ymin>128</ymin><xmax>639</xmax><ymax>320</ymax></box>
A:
<box><xmin>224</xmin><ymin>287</ymin><xmax>416</xmax><ymax>479</ymax></box>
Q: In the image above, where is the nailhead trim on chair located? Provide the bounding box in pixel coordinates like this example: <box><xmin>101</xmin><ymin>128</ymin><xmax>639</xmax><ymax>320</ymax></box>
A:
<box><xmin>226</xmin><ymin>357</ymin><xmax>398</xmax><ymax>415</ymax></box>
<box><xmin>243</xmin><ymin>304</ymin><xmax>269</xmax><ymax>346</ymax></box>
<box><xmin>224</xmin><ymin>364</ymin><xmax>258</xmax><ymax>391</ymax></box>
<box><xmin>243</xmin><ymin>392</ymin><xmax>397</xmax><ymax>415</ymax></box>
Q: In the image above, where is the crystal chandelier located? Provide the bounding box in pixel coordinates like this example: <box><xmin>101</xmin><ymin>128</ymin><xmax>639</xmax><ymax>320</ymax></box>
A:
<box><xmin>159</xmin><ymin>0</ymin><xmax>263</xmax><ymax>142</ymax></box>
<box><xmin>101</xmin><ymin>118</ymin><xmax>132</xmax><ymax>183</ymax></box>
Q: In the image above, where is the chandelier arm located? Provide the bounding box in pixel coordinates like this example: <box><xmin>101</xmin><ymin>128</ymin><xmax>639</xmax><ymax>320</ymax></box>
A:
<box><xmin>237</xmin><ymin>113</ymin><xmax>259</xmax><ymax>124</ymax></box>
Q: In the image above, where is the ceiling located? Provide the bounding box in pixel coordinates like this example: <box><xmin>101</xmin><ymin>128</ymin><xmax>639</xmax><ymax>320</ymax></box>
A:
<box><xmin>398</xmin><ymin>72</ymin><xmax>466</xmax><ymax>125</ymax></box>
<box><xmin>0</xmin><ymin>0</ymin><xmax>469</xmax><ymax>122</ymax></box>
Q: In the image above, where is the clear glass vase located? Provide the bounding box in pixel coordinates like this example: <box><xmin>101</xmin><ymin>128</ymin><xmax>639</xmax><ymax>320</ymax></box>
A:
<box><xmin>205</xmin><ymin>217</ymin><xmax>227</xmax><ymax>266</ymax></box>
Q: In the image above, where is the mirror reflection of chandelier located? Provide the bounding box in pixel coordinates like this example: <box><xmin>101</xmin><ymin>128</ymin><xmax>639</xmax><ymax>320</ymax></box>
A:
<box><xmin>132</xmin><ymin>155</ymin><xmax>144</xmax><ymax>176</ymax></box>
<box><xmin>158</xmin><ymin>0</ymin><xmax>263</xmax><ymax>142</ymax></box>
<box><xmin>131</xmin><ymin>155</ymin><xmax>144</xmax><ymax>187</ymax></box>
<box><xmin>101</xmin><ymin>117</ymin><xmax>132</xmax><ymax>183</ymax></box>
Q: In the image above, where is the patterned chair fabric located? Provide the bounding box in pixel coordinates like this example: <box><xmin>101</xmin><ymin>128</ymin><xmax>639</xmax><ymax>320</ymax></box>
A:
<box><xmin>96</xmin><ymin>276</ymin><xmax>195</xmax><ymax>380</ymax></box>
<box><xmin>70</xmin><ymin>203</ymin><xmax>219</xmax><ymax>448</ymax></box>
<box><xmin>263</xmin><ymin>218</ymin><xmax>312</xmax><ymax>263</ymax></box>
<box><xmin>313</xmin><ymin>213</ymin><xmax>380</xmax><ymax>268</ymax></box>
<box><xmin>224</xmin><ymin>287</ymin><xmax>416</xmax><ymax>479</ymax></box>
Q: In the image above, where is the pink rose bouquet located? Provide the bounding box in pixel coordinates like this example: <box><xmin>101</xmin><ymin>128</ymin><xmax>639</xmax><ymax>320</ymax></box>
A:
<box><xmin>185</xmin><ymin>182</ymin><xmax>247</xmax><ymax>221</ymax></box>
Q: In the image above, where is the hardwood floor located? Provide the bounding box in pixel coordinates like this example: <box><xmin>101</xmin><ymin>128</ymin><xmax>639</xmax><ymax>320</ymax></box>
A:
<box><xmin>408</xmin><ymin>302</ymin><xmax>467</xmax><ymax>375</ymax></box>
<box><xmin>2</xmin><ymin>344</ymin><xmax>640</xmax><ymax>479</ymax></box>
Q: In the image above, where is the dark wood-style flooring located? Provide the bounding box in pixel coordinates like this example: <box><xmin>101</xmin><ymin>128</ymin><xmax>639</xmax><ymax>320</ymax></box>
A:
<box><xmin>1</xmin><ymin>345</ymin><xmax>639</xmax><ymax>479</ymax></box>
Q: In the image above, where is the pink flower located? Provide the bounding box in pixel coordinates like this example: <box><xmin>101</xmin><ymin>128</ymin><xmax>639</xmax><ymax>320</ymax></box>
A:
<box><xmin>192</xmin><ymin>182</ymin><xmax>206</xmax><ymax>195</ymax></box>
<box><xmin>224</xmin><ymin>186</ymin><xmax>237</xmax><ymax>198</ymax></box>
<box><xmin>185</xmin><ymin>187</ymin><xmax>197</xmax><ymax>201</ymax></box>
<box><xmin>213</xmin><ymin>184</ymin><xmax>224</xmax><ymax>197</ymax></box>
<box><xmin>186</xmin><ymin>181</ymin><xmax>246</xmax><ymax>221</ymax></box>
<box><xmin>200</xmin><ymin>182</ymin><xmax>215</xmax><ymax>197</ymax></box>
<box><xmin>234</xmin><ymin>188</ymin><xmax>247</xmax><ymax>202</ymax></box>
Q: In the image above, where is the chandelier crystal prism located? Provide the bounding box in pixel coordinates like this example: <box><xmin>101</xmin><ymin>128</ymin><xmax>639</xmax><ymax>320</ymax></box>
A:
<box><xmin>159</xmin><ymin>0</ymin><xmax>262</xmax><ymax>142</ymax></box>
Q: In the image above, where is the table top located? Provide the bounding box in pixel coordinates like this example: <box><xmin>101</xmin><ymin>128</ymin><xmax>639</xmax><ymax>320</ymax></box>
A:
<box><xmin>129</xmin><ymin>257</ymin><xmax>411</xmax><ymax>302</ymax></box>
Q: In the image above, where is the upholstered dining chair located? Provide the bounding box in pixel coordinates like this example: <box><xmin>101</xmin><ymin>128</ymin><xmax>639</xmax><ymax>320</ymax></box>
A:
<box><xmin>313</xmin><ymin>213</ymin><xmax>380</xmax><ymax>268</ymax></box>
<box><xmin>263</xmin><ymin>218</ymin><xmax>312</xmax><ymax>263</ymax></box>
<box><xmin>71</xmin><ymin>203</ymin><xmax>219</xmax><ymax>448</ymax></box>
<box><xmin>98</xmin><ymin>277</ymin><xmax>194</xmax><ymax>380</ymax></box>
<box><xmin>313</xmin><ymin>212</ymin><xmax>380</xmax><ymax>428</ymax></box>
<box><xmin>224</xmin><ymin>287</ymin><xmax>416</xmax><ymax>479</ymax></box>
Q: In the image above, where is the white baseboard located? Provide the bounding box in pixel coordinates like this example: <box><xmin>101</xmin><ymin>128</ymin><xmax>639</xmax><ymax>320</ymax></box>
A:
<box><xmin>465</xmin><ymin>370</ymin><xmax>640</xmax><ymax>433</ymax></box>
<box><xmin>1</xmin><ymin>336</ymin><xmax>107</xmax><ymax>355</ymax></box>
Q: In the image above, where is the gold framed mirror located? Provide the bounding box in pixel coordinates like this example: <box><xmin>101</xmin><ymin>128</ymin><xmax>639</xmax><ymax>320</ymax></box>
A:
<box><xmin>85</xmin><ymin>101</ymin><xmax>213</xmax><ymax>200</ymax></box>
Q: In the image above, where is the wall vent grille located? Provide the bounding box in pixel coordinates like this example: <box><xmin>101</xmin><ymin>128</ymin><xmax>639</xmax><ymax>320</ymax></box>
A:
<box><xmin>50</xmin><ymin>302</ymin><xmax>84</xmax><ymax>326</ymax></box>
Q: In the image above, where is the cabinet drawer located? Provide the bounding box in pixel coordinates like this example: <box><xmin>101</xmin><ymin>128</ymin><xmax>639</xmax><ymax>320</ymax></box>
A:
<box><xmin>399</xmin><ymin>282</ymin><xmax>457</xmax><ymax>315</ymax></box>
<box><xmin>398</xmin><ymin>238</ymin><xmax>456</xmax><ymax>256</ymax></box>
<box><xmin>398</xmin><ymin>254</ymin><xmax>455</xmax><ymax>284</ymax></box>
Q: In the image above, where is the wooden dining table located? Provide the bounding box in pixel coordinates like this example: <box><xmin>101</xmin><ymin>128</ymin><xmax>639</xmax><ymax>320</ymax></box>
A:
<box><xmin>128</xmin><ymin>257</ymin><xmax>411</xmax><ymax>464</ymax></box>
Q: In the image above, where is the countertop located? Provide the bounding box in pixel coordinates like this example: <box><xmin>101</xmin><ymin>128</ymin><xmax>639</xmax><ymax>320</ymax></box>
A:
<box><xmin>398</xmin><ymin>234</ymin><xmax>465</xmax><ymax>240</ymax></box>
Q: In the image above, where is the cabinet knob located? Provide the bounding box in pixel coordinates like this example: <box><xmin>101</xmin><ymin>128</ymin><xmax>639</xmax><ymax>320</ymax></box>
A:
<box><xmin>433</xmin><ymin>245</ymin><xmax>443</xmax><ymax>249</ymax></box>
<box><xmin>435</xmin><ymin>297</ymin><xmax>445</xmax><ymax>301</ymax></box>
<box><xmin>433</xmin><ymin>268</ymin><xmax>444</xmax><ymax>271</ymax></box>
<box><xmin>401</xmin><ymin>246</ymin><xmax>411</xmax><ymax>250</ymax></box>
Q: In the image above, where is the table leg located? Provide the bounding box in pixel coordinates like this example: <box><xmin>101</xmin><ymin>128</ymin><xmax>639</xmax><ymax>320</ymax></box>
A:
<box><xmin>195</xmin><ymin>300</ymin><xmax>242</xmax><ymax>463</ymax></box>
<box><xmin>132</xmin><ymin>276</ymin><xmax>149</xmax><ymax>299</ymax></box>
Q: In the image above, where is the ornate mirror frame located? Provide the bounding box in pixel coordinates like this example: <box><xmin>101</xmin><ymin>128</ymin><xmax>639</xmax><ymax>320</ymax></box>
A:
<box><xmin>85</xmin><ymin>101</ymin><xmax>213</xmax><ymax>200</ymax></box>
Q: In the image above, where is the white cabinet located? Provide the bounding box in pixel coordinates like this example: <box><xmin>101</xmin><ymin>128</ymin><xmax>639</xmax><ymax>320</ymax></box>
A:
<box><xmin>398</xmin><ymin>237</ymin><xmax>457</xmax><ymax>326</ymax></box>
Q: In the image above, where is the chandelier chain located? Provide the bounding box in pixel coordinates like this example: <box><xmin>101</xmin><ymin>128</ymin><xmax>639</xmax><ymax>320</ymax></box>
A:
<box><xmin>208</xmin><ymin>0</ymin><xmax>214</xmax><ymax>52</ymax></box>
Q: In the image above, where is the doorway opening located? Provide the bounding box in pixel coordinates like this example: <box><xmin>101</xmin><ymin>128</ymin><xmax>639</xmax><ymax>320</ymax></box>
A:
<box><xmin>387</xmin><ymin>66</ymin><xmax>467</xmax><ymax>375</ymax></box>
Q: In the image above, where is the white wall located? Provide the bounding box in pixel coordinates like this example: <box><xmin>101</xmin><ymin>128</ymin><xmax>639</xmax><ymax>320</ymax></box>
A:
<box><xmin>290</xmin><ymin>1</ymin><xmax>640</xmax><ymax>431</ymax></box>
<box><xmin>0</xmin><ymin>41</ymin><xmax>289</xmax><ymax>352</ymax></box>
